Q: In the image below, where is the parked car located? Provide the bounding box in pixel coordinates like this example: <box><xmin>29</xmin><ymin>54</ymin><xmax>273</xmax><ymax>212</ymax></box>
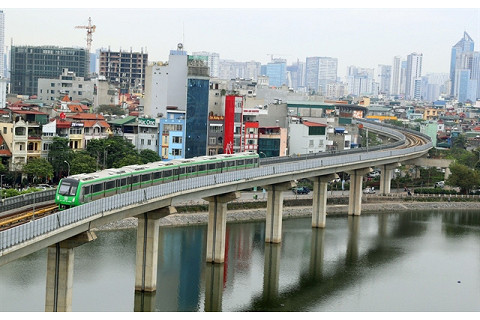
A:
<box><xmin>36</xmin><ymin>184</ymin><xmax>54</xmax><ymax>190</ymax></box>
<box><xmin>434</xmin><ymin>181</ymin><xmax>445</xmax><ymax>188</ymax></box>
<box><xmin>292</xmin><ymin>187</ymin><xmax>310</xmax><ymax>195</ymax></box>
<box><xmin>363</xmin><ymin>187</ymin><xmax>376</xmax><ymax>194</ymax></box>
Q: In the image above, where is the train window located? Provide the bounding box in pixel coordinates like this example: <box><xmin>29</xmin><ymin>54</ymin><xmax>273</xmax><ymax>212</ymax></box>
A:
<box><xmin>153</xmin><ymin>171</ymin><xmax>162</xmax><ymax>179</ymax></box>
<box><xmin>173</xmin><ymin>169</ymin><xmax>179</xmax><ymax>176</ymax></box>
<box><xmin>105</xmin><ymin>181</ymin><xmax>115</xmax><ymax>190</ymax></box>
<box><xmin>58</xmin><ymin>179</ymin><xmax>79</xmax><ymax>196</ymax></box>
<box><xmin>208</xmin><ymin>163</ymin><xmax>216</xmax><ymax>170</ymax></box>
<box><xmin>246</xmin><ymin>159</ymin><xmax>253</xmax><ymax>165</ymax></box>
<box><xmin>92</xmin><ymin>183</ymin><xmax>103</xmax><ymax>193</ymax></box>
<box><xmin>164</xmin><ymin>170</ymin><xmax>172</xmax><ymax>177</ymax></box>
<box><xmin>141</xmin><ymin>174</ymin><xmax>151</xmax><ymax>182</ymax></box>
<box><xmin>83</xmin><ymin>185</ymin><xmax>91</xmax><ymax>195</ymax></box>
<box><xmin>179</xmin><ymin>167</ymin><xmax>186</xmax><ymax>174</ymax></box>
<box><xmin>217</xmin><ymin>162</ymin><xmax>224</xmax><ymax>168</ymax></box>
<box><xmin>237</xmin><ymin>160</ymin><xmax>244</xmax><ymax>166</ymax></box>
<box><xmin>132</xmin><ymin>176</ymin><xmax>139</xmax><ymax>183</ymax></box>
<box><xmin>187</xmin><ymin>166</ymin><xmax>196</xmax><ymax>173</ymax></box>
<box><xmin>198</xmin><ymin>165</ymin><xmax>206</xmax><ymax>172</ymax></box>
<box><xmin>120</xmin><ymin>178</ymin><xmax>127</xmax><ymax>186</ymax></box>
<box><xmin>227</xmin><ymin>161</ymin><xmax>235</xmax><ymax>167</ymax></box>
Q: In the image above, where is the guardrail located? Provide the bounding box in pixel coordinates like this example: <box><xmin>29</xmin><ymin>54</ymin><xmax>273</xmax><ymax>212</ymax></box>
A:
<box><xmin>0</xmin><ymin>190</ymin><xmax>56</xmax><ymax>214</ymax></box>
<box><xmin>0</xmin><ymin>121</ymin><xmax>433</xmax><ymax>253</ymax></box>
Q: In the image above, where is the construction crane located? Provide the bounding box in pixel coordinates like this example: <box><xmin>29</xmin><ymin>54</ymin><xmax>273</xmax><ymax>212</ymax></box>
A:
<box><xmin>266</xmin><ymin>53</ymin><xmax>290</xmax><ymax>61</ymax></box>
<box><xmin>75</xmin><ymin>17</ymin><xmax>96</xmax><ymax>53</ymax></box>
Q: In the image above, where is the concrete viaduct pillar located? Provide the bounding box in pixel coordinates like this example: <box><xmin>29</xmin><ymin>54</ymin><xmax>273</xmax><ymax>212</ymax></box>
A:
<box><xmin>264</xmin><ymin>181</ymin><xmax>296</xmax><ymax>243</ymax></box>
<box><xmin>203</xmin><ymin>192</ymin><xmax>240</xmax><ymax>263</ymax></box>
<box><xmin>310</xmin><ymin>174</ymin><xmax>338</xmax><ymax>228</ymax></box>
<box><xmin>135</xmin><ymin>206</ymin><xmax>176</xmax><ymax>292</ymax></box>
<box><xmin>45</xmin><ymin>231</ymin><xmax>97</xmax><ymax>312</ymax></box>
<box><xmin>346</xmin><ymin>168</ymin><xmax>372</xmax><ymax>216</ymax></box>
<box><xmin>379</xmin><ymin>163</ymin><xmax>400</xmax><ymax>195</ymax></box>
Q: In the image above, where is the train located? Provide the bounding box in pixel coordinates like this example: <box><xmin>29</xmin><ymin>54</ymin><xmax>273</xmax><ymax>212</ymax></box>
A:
<box><xmin>55</xmin><ymin>152</ymin><xmax>260</xmax><ymax>210</ymax></box>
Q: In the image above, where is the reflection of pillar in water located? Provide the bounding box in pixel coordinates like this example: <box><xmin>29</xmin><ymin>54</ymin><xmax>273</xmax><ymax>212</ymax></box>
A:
<box><xmin>263</xmin><ymin>243</ymin><xmax>281</xmax><ymax>302</ymax></box>
<box><xmin>204</xmin><ymin>263</ymin><xmax>225</xmax><ymax>312</ymax></box>
<box><xmin>378</xmin><ymin>213</ymin><xmax>388</xmax><ymax>239</ymax></box>
<box><xmin>346</xmin><ymin>216</ymin><xmax>360</xmax><ymax>265</ymax></box>
<box><xmin>309</xmin><ymin>228</ymin><xmax>326</xmax><ymax>281</ymax></box>
<box><xmin>134</xmin><ymin>291</ymin><xmax>157</xmax><ymax>312</ymax></box>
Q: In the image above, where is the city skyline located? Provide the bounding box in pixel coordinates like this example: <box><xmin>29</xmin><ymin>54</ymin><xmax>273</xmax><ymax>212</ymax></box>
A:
<box><xmin>2</xmin><ymin>6</ymin><xmax>480</xmax><ymax>78</ymax></box>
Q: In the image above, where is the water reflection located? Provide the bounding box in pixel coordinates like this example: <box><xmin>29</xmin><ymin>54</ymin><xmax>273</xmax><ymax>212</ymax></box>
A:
<box><xmin>1</xmin><ymin>210</ymin><xmax>480</xmax><ymax>312</ymax></box>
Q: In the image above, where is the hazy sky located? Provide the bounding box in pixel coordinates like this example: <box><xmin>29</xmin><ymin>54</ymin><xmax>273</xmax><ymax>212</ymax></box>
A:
<box><xmin>3</xmin><ymin>3</ymin><xmax>480</xmax><ymax>78</ymax></box>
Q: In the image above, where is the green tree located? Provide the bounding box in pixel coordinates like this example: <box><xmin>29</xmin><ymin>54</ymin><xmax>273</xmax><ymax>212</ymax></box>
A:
<box><xmin>446</xmin><ymin>163</ymin><xmax>480</xmax><ymax>194</ymax></box>
<box><xmin>113</xmin><ymin>154</ymin><xmax>143</xmax><ymax>168</ymax></box>
<box><xmin>97</xmin><ymin>104</ymin><xmax>125</xmax><ymax>116</ymax></box>
<box><xmin>86</xmin><ymin>136</ymin><xmax>138</xmax><ymax>169</ymax></box>
<box><xmin>47</xmin><ymin>137</ymin><xmax>73</xmax><ymax>180</ymax></box>
<box><xmin>71</xmin><ymin>151</ymin><xmax>98</xmax><ymax>175</ymax></box>
<box><xmin>23</xmin><ymin>158</ymin><xmax>54</xmax><ymax>183</ymax></box>
<box><xmin>139</xmin><ymin>149</ymin><xmax>161</xmax><ymax>164</ymax></box>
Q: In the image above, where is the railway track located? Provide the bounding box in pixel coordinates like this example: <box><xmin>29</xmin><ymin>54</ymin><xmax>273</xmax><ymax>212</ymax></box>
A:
<box><xmin>395</xmin><ymin>131</ymin><xmax>426</xmax><ymax>149</ymax></box>
<box><xmin>0</xmin><ymin>204</ymin><xmax>58</xmax><ymax>231</ymax></box>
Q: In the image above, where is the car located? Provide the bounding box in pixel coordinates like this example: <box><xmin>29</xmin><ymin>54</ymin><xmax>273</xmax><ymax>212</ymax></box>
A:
<box><xmin>36</xmin><ymin>184</ymin><xmax>54</xmax><ymax>190</ymax></box>
<box><xmin>434</xmin><ymin>181</ymin><xmax>445</xmax><ymax>188</ymax></box>
<box><xmin>292</xmin><ymin>187</ymin><xmax>310</xmax><ymax>195</ymax></box>
<box><xmin>363</xmin><ymin>187</ymin><xmax>376</xmax><ymax>194</ymax></box>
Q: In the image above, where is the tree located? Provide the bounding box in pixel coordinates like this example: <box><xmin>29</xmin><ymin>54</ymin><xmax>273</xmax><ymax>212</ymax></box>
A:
<box><xmin>23</xmin><ymin>158</ymin><xmax>54</xmax><ymax>183</ymax></box>
<box><xmin>113</xmin><ymin>154</ymin><xmax>143</xmax><ymax>168</ymax></box>
<box><xmin>97</xmin><ymin>104</ymin><xmax>125</xmax><ymax>116</ymax></box>
<box><xmin>71</xmin><ymin>151</ymin><xmax>98</xmax><ymax>175</ymax></box>
<box><xmin>139</xmin><ymin>149</ymin><xmax>161</xmax><ymax>164</ymax></box>
<box><xmin>48</xmin><ymin>137</ymin><xmax>74</xmax><ymax>180</ymax></box>
<box><xmin>446</xmin><ymin>163</ymin><xmax>480</xmax><ymax>194</ymax></box>
<box><xmin>86</xmin><ymin>136</ymin><xmax>138</xmax><ymax>169</ymax></box>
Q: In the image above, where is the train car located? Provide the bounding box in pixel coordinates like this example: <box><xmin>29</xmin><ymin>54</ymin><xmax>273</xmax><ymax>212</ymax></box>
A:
<box><xmin>55</xmin><ymin>152</ymin><xmax>259</xmax><ymax>210</ymax></box>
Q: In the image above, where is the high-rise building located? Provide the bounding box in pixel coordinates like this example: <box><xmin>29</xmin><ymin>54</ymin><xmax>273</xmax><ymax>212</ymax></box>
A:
<box><xmin>391</xmin><ymin>56</ymin><xmax>402</xmax><ymax>96</ymax></box>
<box><xmin>192</xmin><ymin>51</ymin><xmax>220</xmax><ymax>78</ymax></box>
<box><xmin>378</xmin><ymin>64</ymin><xmax>392</xmax><ymax>95</ymax></box>
<box><xmin>287</xmin><ymin>60</ymin><xmax>305</xmax><ymax>90</ymax></box>
<box><xmin>305</xmin><ymin>57</ymin><xmax>337</xmax><ymax>95</ymax></box>
<box><xmin>405</xmin><ymin>53</ymin><xmax>423</xmax><ymax>100</ymax></box>
<box><xmin>265</xmin><ymin>59</ymin><xmax>286</xmax><ymax>87</ymax></box>
<box><xmin>98</xmin><ymin>48</ymin><xmax>148</xmax><ymax>94</ymax></box>
<box><xmin>450</xmin><ymin>31</ymin><xmax>474</xmax><ymax>97</ymax></box>
<box><xmin>10</xmin><ymin>45</ymin><xmax>88</xmax><ymax>96</ymax></box>
<box><xmin>346</xmin><ymin>66</ymin><xmax>375</xmax><ymax>97</ymax></box>
<box><xmin>0</xmin><ymin>10</ymin><xmax>4</xmax><ymax>79</ymax></box>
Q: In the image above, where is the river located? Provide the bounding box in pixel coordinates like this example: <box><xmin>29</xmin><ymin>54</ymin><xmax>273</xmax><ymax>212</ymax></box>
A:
<box><xmin>1</xmin><ymin>209</ymin><xmax>480</xmax><ymax>312</ymax></box>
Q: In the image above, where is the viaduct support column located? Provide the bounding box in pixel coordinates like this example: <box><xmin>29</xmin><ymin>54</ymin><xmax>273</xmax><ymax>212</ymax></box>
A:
<box><xmin>311</xmin><ymin>174</ymin><xmax>338</xmax><ymax>228</ymax></box>
<box><xmin>203</xmin><ymin>192</ymin><xmax>240</xmax><ymax>263</ymax></box>
<box><xmin>135</xmin><ymin>206</ymin><xmax>176</xmax><ymax>292</ymax></box>
<box><xmin>346</xmin><ymin>168</ymin><xmax>372</xmax><ymax>216</ymax></box>
<box><xmin>45</xmin><ymin>231</ymin><xmax>97</xmax><ymax>312</ymax></box>
<box><xmin>264</xmin><ymin>181</ymin><xmax>295</xmax><ymax>243</ymax></box>
<box><xmin>379</xmin><ymin>163</ymin><xmax>400</xmax><ymax>195</ymax></box>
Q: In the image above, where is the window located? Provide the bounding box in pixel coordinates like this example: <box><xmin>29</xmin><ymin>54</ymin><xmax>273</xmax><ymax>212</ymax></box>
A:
<box><xmin>141</xmin><ymin>139</ymin><xmax>144</xmax><ymax>145</ymax></box>
<box><xmin>105</xmin><ymin>181</ymin><xmax>115</xmax><ymax>190</ymax></box>
<box><xmin>92</xmin><ymin>183</ymin><xmax>103</xmax><ymax>193</ymax></box>
<box><xmin>141</xmin><ymin>174</ymin><xmax>150</xmax><ymax>182</ymax></box>
<box><xmin>147</xmin><ymin>140</ymin><xmax>151</xmax><ymax>146</ymax></box>
<box><xmin>172</xmin><ymin>149</ymin><xmax>182</xmax><ymax>156</ymax></box>
<box><xmin>3</xmin><ymin>127</ymin><xmax>6</xmax><ymax>134</ymax></box>
<box><xmin>83</xmin><ymin>185</ymin><xmax>91</xmax><ymax>195</ymax></box>
<box><xmin>172</xmin><ymin>136</ymin><xmax>182</xmax><ymax>144</ymax></box>
<box><xmin>309</xmin><ymin>140</ymin><xmax>314</xmax><ymax>147</ymax></box>
<box><xmin>209</xmin><ymin>137</ymin><xmax>216</xmax><ymax>145</ymax></box>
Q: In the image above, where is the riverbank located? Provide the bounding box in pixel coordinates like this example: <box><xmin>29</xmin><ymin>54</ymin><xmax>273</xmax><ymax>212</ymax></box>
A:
<box><xmin>93</xmin><ymin>200</ymin><xmax>480</xmax><ymax>231</ymax></box>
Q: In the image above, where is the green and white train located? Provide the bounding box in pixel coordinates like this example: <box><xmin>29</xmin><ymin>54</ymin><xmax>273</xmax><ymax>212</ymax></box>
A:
<box><xmin>55</xmin><ymin>152</ymin><xmax>259</xmax><ymax>210</ymax></box>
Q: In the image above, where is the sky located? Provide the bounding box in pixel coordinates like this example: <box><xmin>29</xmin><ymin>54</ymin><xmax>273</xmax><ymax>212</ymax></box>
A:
<box><xmin>2</xmin><ymin>3</ymin><xmax>480</xmax><ymax>78</ymax></box>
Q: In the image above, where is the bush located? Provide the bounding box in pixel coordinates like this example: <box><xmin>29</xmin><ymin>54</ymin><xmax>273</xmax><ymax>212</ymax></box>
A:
<box><xmin>413</xmin><ymin>188</ymin><xmax>458</xmax><ymax>195</ymax></box>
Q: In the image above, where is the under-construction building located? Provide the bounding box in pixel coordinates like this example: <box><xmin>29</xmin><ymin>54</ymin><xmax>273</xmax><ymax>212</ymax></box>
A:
<box><xmin>98</xmin><ymin>48</ymin><xmax>148</xmax><ymax>94</ymax></box>
<box><xmin>10</xmin><ymin>45</ymin><xmax>88</xmax><ymax>96</ymax></box>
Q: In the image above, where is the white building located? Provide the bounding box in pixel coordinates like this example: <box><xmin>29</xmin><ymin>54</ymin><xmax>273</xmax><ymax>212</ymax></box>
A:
<box><xmin>37</xmin><ymin>68</ymin><xmax>94</xmax><ymax>103</ymax></box>
<box><xmin>288</xmin><ymin>119</ymin><xmax>328</xmax><ymax>155</ymax></box>
<box><xmin>405</xmin><ymin>53</ymin><xmax>423</xmax><ymax>100</ymax></box>
<box><xmin>192</xmin><ymin>51</ymin><xmax>219</xmax><ymax>78</ymax></box>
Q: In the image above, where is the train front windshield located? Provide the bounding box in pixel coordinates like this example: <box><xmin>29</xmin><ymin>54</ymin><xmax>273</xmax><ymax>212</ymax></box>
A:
<box><xmin>58</xmin><ymin>179</ymin><xmax>79</xmax><ymax>196</ymax></box>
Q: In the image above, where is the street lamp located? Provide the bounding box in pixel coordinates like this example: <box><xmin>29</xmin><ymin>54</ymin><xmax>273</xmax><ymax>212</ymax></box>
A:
<box><xmin>259</xmin><ymin>151</ymin><xmax>267</xmax><ymax>158</ymax></box>
<box><xmin>64</xmin><ymin>160</ymin><xmax>70</xmax><ymax>177</ymax></box>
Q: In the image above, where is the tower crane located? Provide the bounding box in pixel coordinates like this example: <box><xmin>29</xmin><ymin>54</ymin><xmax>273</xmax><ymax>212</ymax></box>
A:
<box><xmin>75</xmin><ymin>17</ymin><xmax>96</xmax><ymax>53</ymax></box>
